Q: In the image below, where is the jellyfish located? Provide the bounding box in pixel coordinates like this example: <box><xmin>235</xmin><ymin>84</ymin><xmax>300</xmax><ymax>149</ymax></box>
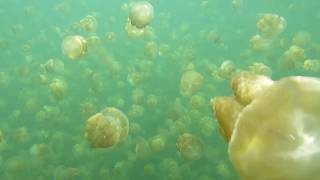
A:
<box><xmin>176</xmin><ymin>133</ymin><xmax>203</xmax><ymax>161</ymax></box>
<box><xmin>180</xmin><ymin>70</ymin><xmax>204</xmax><ymax>97</ymax></box>
<box><xmin>80</xmin><ymin>15</ymin><xmax>98</xmax><ymax>32</ymax></box>
<box><xmin>212</xmin><ymin>72</ymin><xmax>320</xmax><ymax>180</ymax></box>
<box><xmin>85</xmin><ymin>107</ymin><xmax>129</xmax><ymax>148</ymax></box>
<box><xmin>129</xmin><ymin>1</ymin><xmax>154</xmax><ymax>29</ymax></box>
<box><xmin>49</xmin><ymin>78</ymin><xmax>66</xmax><ymax>101</ymax></box>
<box><xmin>61</xmin><ymin>35</ymin><xmax>87</xmax><ymax>60</ymax></box>
<box><xmin>256</xmin><ymin>13</ymin><xmax>286</xmax><ymax>38</ymax></box>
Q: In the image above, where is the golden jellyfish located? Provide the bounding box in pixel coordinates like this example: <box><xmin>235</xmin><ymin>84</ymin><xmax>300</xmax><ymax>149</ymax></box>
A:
<box><xmin>212</xmin><ymin>72</ymin><xmax>320</xmax><ymax>180</ymax></box>
<box><xmin>85</xmin><ymin>107</ymin><xmax>129</xmax><ymax>148</ymax></box>
<box><xmin>129</xmin><ymin>1</ymin><xmax>154</xmax><ymax>29</ymax></box>
<box><xmin>292</xmin><ymin>31</ymin><xmax>311</xmax><ymax>47</ymax></box>
<box><xmin>249</xmin><ymin>34</ymin><xmax>272</xmax><ymax>52</ymax></box>
<box><xmin>80</xmin><ymin>15</ymin><xmax>98</xmax><ymax>32</ymax></box>
<box><xmin>217</xmin><ymin>60</ymin><xmax>237</xmax><ymax>80</ymax></box>
<box><xmin>248</xmin><ymin>62</ymin><xmax>272</xmax><ymax>77</ymax></box>
<box><xmin>212</xmin><ymin>97</ymin><xmax>243</xmax><ymax>141</ymax></box>
<box><xmin>180</xmin><ymin>69</ymin><xmax>204</xmax><ymax>97</ymax></box>
<box><xmin>176</xmin><ymin>133</ymin><xmax>203</xmax><ymax>161</ymax></box>
<box><xmin>61</xmin><ymin>35</ymin><xmax>87</xmax><ymax>60</ymax></box>
<box><xmin>42</xmin><ymin>58</ymin><xmax>64</xmax><ymax>74</ymax></box>
<box><xmin>256</xmin><ymin>13</ymin><xmax>286</xmax><ymax>38</ymax></box>
<box><xmin>303</xmin><ymin>59</ymin><xmax>320</xmax><ymax>72</ymax></box>
<box><xmin>281</xmin><ymin>45</ymin><xmax>305</xmax><ymax>69</ymax></box>
<box><xmin>144</xmin><ymin>41</ymin><xmax>158</xmax><ymax>59</ymax></box>
<box><xmin>49</xmin><ymin>78</ymin><xmax>66</xmax><ymax>101</ymax></box>
<box><xmin>135</xmin><ymin>138</ymin><xmax>152</xmax><ymax>160</ymax></box>
<box><xmin>146</xmin><ymin>94</ymin><xmax>158</xmax><ymax>108</ymax></box>
<box><xmin>150</xmin><ymin>135</ymin><xmax>166</xmax><ymax>153</ymax></box>
<box><xmin>105</xmin><ymin>31</ymin><xmax>116</xmax><ymax>43</ymax></box>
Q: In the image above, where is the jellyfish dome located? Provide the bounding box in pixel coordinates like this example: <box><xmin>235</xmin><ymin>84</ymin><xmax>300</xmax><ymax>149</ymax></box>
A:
<box><xmin>129</xmin><ymin>1</ymin><xmax>154</xmax><ymax>29</ymax></box>
<box><xmin>61</xmin><ymin>35</ymin><xmax>87</xmax><ymax>60</ymax></box>
<box><xmin>213</xmin><ymin>73</ymin><xmax>320</xmax><ymax>180</ymax></box>
<box><xmin>85</xmin><ymin>107</ymin><xmax>129</xmax><ymax>148</ymax></box>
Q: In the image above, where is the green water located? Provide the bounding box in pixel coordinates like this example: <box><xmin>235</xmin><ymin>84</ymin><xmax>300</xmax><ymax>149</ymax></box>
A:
<box><xmin>0</xmin><ymin>0</ymin><xmax>319</xmax><ymax>179</ymax></box>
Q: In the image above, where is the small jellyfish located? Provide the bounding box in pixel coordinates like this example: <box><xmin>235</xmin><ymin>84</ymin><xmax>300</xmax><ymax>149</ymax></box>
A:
<box><xmin>80</xmin><ymin>15</ymin><xmax>98</xmax><ymax>32</ymax></box>
<box><xmin>180</xmin><ymin>70</ymin><xmax>204</xmax><ymax>97</ymax></box>
<box><xmin>256</xmin><ymin>13</ymin><xmax>286</xmax><ymax>38</ymax></box>
<box><xmin>42</xmin><ymin>58</ymin><xmax>64</xmax><ymax>74</ymax></box>
<box><xmin>129</xmin><ymin>1</ymin><xmax>154</xmax><ymax>29</ymax></box>
<box><xmin>85</xmin><ymin>107</ymin><xmax>129</xmax><ymax>148</ymax></box>
<box><xmin>49</xmin><ymin>79</ymin><xmax>66</xmax><ymax>101</ymax></box>
<box><xmin>176</xmin><ymin>133</ymin><xmax>203</xmax><ymax>161</ymax></box>
<box><xmin>61</xmin><ymin>35</ymin><xmax>87</xmax><ymax>60</ymax></box>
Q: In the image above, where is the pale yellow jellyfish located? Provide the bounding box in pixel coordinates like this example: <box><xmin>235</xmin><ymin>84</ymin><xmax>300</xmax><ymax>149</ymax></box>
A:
<box><xmin>248</xmin><ymin>62</ymin><xmax>272</xmax><ymax>77</ymax></box>
<box><xmin>212</xmin><ymin>97</ymin><xmax>243</xmax><ymax>141</ymax></box>
<box><xmin>256</xmin><ymin>13</ymin><xmax>286</xmax><ymax>38</ymax></box>
<box><xmin>144</xmin><ymin>41</ymin><xmax>158</xmax><ymax>59</ymax></box>
<box><xmin>85</xmin><ymin>107</ymin><xmax>129</xmax><ymax>148</ymax></box>
<box><xmin>292</xmin><ymin>31</ymin><xmax>311</xmax><ymax>47</ymax></box>
<box><xmin>129</xmin><ymin>1</ymin><xmax>154</xmax><ymax>29</ymax></box>
<box><xmin>176</xmin><ymin>133</ymin><xmax>203</xmax><ymax>161</ymax></box>
<box><xmin>213</xmin><ymin>73</ymin><xmax>320</xmax><ymax>180</ymax></box>
<box><xmin>80</xmin><ymin>15</ymin><xmax>98</xmax><ymax>32</ymax></box>
<box><xmin>303</xmin><ymin>59</ymin><xmax>320</xmax><ymax>72</ymax></box>
<box><xmin>231</xmin><ymin>72</ymin><xmax>273</xmax><ymax>105</ymax></box>
<box><xmin>49</xmin><ymin>78</ymin><xmax>66</xmax><ymax>101</ymax></box>
<box><xmin>249</xmin><ymin>34</ymin><xmax>272</xmax><ymax>52</ymax></box>
<box><xmin>180</xmin><ymin>70</ymin><xmax>204</xmax><ymax>97</ymax></box>
<box><xmin>149</xmin><ymin>135</ymin><xmax>166</xmax><ymax>153</ymax></box>
<box><xmin>61</xmin><ymin>35</ymin><xmax>87</xmax><ymax>60</ymax></box>
<box><xmin>42</xmin><ymin>58</ymin><xmax>64</xmax><ymax>74</ymax></box>
<box><xmin>281</xmin><ymin>45</ymin><xmax>305</xmax><ymax>69</ymax></box>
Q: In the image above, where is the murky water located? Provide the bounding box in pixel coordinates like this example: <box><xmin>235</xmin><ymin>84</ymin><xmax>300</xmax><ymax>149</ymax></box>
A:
<box><xmin>0</xmin><ymin>0</ymin><xmax>319</xmax><ymax>179</ymax></box>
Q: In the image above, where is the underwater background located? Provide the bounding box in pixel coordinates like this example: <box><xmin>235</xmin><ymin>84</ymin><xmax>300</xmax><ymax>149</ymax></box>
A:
<box><xmin>0</xmin><ymin>0</ymin><xmax>319</xmax><ymax>179</ymax></box>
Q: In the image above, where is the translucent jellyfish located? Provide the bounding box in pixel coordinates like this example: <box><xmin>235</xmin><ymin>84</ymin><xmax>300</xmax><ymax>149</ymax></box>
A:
<box><xmin>129</xmin><ymin>1</ymin><xmax>154</xmax><ymax>29</ymax></box>
<box><xmin>144</xmin><ymin>41</ymin><xmax>158</xmax><ymax>59</ymax></box>
<box><xmin>256</xmin><ymin>13</ymin><xmax>286</xmax><ymax>38</ymax></box>
<box><xmin>292</xmin><ymin>31</ymin><xmax>311</xmax><ymax>47</ymax></box>
<box><xmin>180</xmin><ymin>70</ymin><xmax>204</xmax><ymax>97</ymax></box>
<box><xmin>212</xmin><ymin>60</ymin><xmax>237</xmax><ymax>80</ymax></box>
<box><xmin>213</xmin><ymin>73</ymin><xmax>320</xmax><ymax>180</ymax></box>
<box><xmin>49</xmin><ymin>79</ymin><xmax>66</xmax><ymax>101</ymax></box>
<box><xmin>176</xmin><ymin>133</ymin><xmax>203</xmax><ymax>161</ymax></box>
<box><xmin>248</xmin><ymin>62</ymin><xmax>272</xmax><ymax>76</ymax></box>
<box><xmin>146</xmin><ymin>94</ymin><xmax>158</xmax><ymax>108</ymax></box>
<box><xmin>150</xmin><ymin>135</ymin><xmax>166</xmax><ymax>153</ymax></box>
<box><xmin>42</xmin><ymin>58</ymin><xmax>64</xmax><ymax>74</ymax></box>
<box><xmin>303</xmin><ymin>59</ymin><xmax>320</xmax><ymax>72</ymax></box>
<box><xmin>105</xmin><ymin>31</ymin><xmax>116</xmax><ymax>43</ymax></box>
<box><xmin>135</xmin><ymin>138</ymin><xmax>151</xmax><ymax>160</ymax></box>
<box><xmin>85</xmin><ymin>107</ymin><xmax>129</xmax><ymax>148</ymax></box>
<box><xmin>212</xmin><ymin>97</ymin><xmax>243</xmax><ymax>141</ymax></box>
<box><xmin>281</xmin><ymin>45</ymin><xmax>305</xmax><ymax>69</ymax></box>
<box><xmin>80</xmin><ymin>15</ymin><xmax>98</xmax><ymax>32</ymax></box>
<box><xmin>249</xmin><ymin>34</ymin><xmax>273</xmax><ymax>52</ymax></box>
<box><xmin>231</xmin><ymin>72</ymin><xmax>273</xmax><ymax>106</ymax></box>
<box><xmin>61</xmin><ymin>35</ymin><xmax>87</xmax><ymax>60</ymax></box>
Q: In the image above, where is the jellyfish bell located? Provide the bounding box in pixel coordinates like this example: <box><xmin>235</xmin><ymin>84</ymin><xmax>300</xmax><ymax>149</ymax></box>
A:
<box><xmin>85</xmin><ymin>107</ymin><xmax>129</xmax><ymax>148</ymax></box>
<box><xmin>212</xmin><ymin>97</ymin><xmax>243</xmax><ymax>142</ymax></box>
<box><xmin>176</xmin><ymin>133</ymin><xmax>203</xmax><ymax>161</ymax></box>
<box><xmin>213</xmin><ymin>75</ymin><xmax>320</xmax><ymax>180</ymax></box>
<box><xmin>180</xmin><ymin>70</ymin><xmax>204</xmax><ymax>97</ymax></box>
<box><xmin>79</xmin><ymin>15</ymin><xmax>98</xmax><ymax>32</ymax></box>
<box><xmin>61</xmin><ymin>35</ymin><xmax>87</xmax><ymax>60</ymax></box>
<box><xmin>231</xmin><ymin>72</ymin><xmax>273</xmax><ymax>106</ymax></box>
<box><xmin>129</xmin><ymin>1</ymin><xmax>154</xmax><ymax>29</ymax></box>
